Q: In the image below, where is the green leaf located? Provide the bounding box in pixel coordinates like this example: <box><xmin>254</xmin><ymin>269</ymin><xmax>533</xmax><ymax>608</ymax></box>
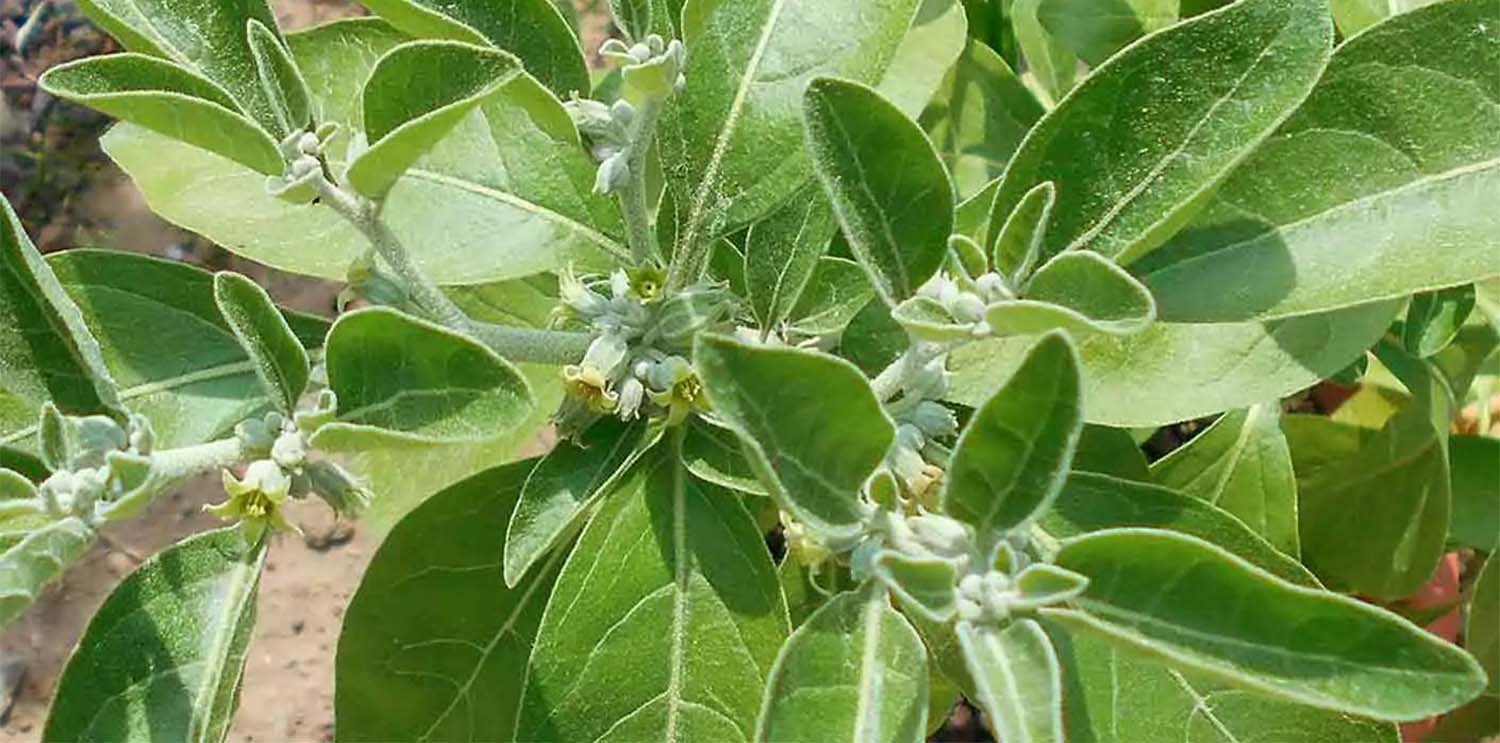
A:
<box><xmin>1148</xmin><ymin>404</ymin><xmax>1299</xmax><ymax>557</ymax></box>
<box><xmin>0</xmin><ymin>517</ymin><xmax>94</xmax><ymax>628</ymax></box>
<box><xmin>991</xmin><ymin>181</ymin><xmax>1054</xmax><ymax>280</ymax></box>
<box><xmin>1071</xmin><ymin>425</ymin><xmax>1149</xmax><ymax>481</ymax></box>
<box><xmin>246</xmin><ymin>19</ymin><xmax>312</xmax><ymax>138</ymax></box>
<box><xmin>659</xmin><ymin>0</ymin><xmax>920</xmax><ymax>285</ymax></box>
<box><xmin>992</xmin><ymin>0</ymin><xmax>1332</xmax><ymax>265</ymax></box>
<box><xmin>1285</xmin><ymin>390</ymin><xmax>1450</xmax><ymax>599</ymax></box>
<box><xmin>313</xmin><ymin>307</ymin><xmax>532</xmax><ymax>449</ymax></box>
<box><xmin>1404</xmin><ymin>285</ymin><xmax>1476</xmax><ymax>359</ymax></box>
<box><xmin>1140</xmin><ymin>0</ymin><xmax>1500</xmax><ymax>321</ymax></box>
<box><xmin>102</xmin><ymin>18</ymin><xmax>625</xmax><ymax>284</ymax></box>
<box><xmin>74</xmin><ymin>0</ymin><xmax>286</xmax><ymax>134</ymax></box>
<box><xmin>348</xmin><ymin>41</ymin><xmax>522</xmax><ymax>198</ymax></box>
<box><xmin>1469</xmin><ymin>553</ymin><xmax>1499</xmax><ymax>694</ymax></box>
<box><xmin>1037</xmin><ymin>0</ymin><xmax>1177</xmax><ymax>65</ymax></box>
<box><xmin>1045</xmin><ymin>528</ymin><xmax>1487</xmax><ymax>721</ymax></box>
<box><xmin>873</xmin><ymin>552</ymin><xmax>959</xmax><ymax>622</ymax></box>
<box><xmin>681</xmin><ymin>417</ymin><xmax>765</xmax><ymax>496</ymax></box>
<box><xmin>608</xmin><ymin>0</ymin><xmax>655</xmax><ymax>39</ymax></box>
<box><xmin>44</xmin><ymin>528</ymin><xmax>265</xmax><ymax>742</ymax></box>
<box><xmin>918</xmin><ymin>40</ymin><xmax>1044</xmax><ymax>199</ymax></box>
<box><xmin>892</xmin><ymin>297</ymin><xmax>974</xmax><ymax>344</ymax></box>
<box><xmin>1050</xmin><ymin>620</ymin><xmax>1401</xmax><ymax>743</ymax></box>
<box><xmin>695</xmin><ymin>335</ymin><xmax>892</xmax><ymax>544</ymax></box>
<box><xmin>957</xmin><ymin>618</ymin><xmax>1062</xmax><ymax>743</ymax></box>
<box><xmin>787</xmin><ymin>257</ymin><xmax>879</xmax><ymax>337</ymax></box>
<box><xmin>1449</xmin><ymin>434</ymin><xmax>1500</xmax><ymax>551</ymax></box>
<box><xmin>39</xmin><ymin>54</ymin><xmax>283</xmax><ymax>175</ymax></box>
<box><xmin>744</xmin><ymin>188</ymin><xmax>837</xmax><ymax>331</ymax></box>
<box><xmin>803</xmin><ymin>77</ymin><xmax>954</xmax><ymax>306</ymax></box>
<box><xmin>211</xmin><ymin>272</ymin><xmax>310</xmax><ymax>414</ymax></box>
<box><xmin>516</xmin><ymin>446</ymin><xmax>788</xmax><ymax>742</ymax></box>
<box><xmin>1</xmin><ymin>201</ymin><xmax>123</xmax><ymax>441</ymax></box>
<box><xmin>947</xmin><ymin>301</ymin><xmax>1400</xmax><ymax>426</ymax></box>
<box><xmin>1041</xmin><ymin>471</ymin><xmax>1318</xmax><ymax>587</ymax></box>
<box><xmin>876</xmin><ymin>0</ymin><xmax>970</xmax><ymax>118</ymax></box>
<box><xmin>943</xmin><ymin>332</ymin><xmax>1082</xmax><ymax>540</ymax></box>
<box><xmin>1330</xmin><ymin>0</ymin><xmax>1444</xmax><ymax>36</ymax></box>
<box><xmin>336</xmin><ymin>460</ymin><xmax>564</xmax><ymax>741</ymax></box>
<box><xmin>503</xmin><ymin>419</ymin><xmax>658</xmax><ymax>587</ymax></box>
<box><xmin>357</xmin><ymin>0</ymin><xmax>588</xmax><ymax>96</ymax></box>
<box><xmin>989</xmin><ymin>251</ymin><xmax>1157</xmax><ymax>336</ymax></box>
<box><xmin>756</xmin><ymin>583</ymin><xmax>928</xmax><ymax>743</ymax></box>
<box><xmin>1010</xmin><ymin>0</ymin><xmax>1077</xmax><ymax>105</ymax></box>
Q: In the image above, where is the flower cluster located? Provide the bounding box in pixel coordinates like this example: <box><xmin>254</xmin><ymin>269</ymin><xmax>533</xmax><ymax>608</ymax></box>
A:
<box><xmin>35</xmin><ymin>408</ymin><xmax>154</xmax><ymax>522</ymax></box>
<box><xmin>882</xmin><ymin>356</ymin><xmax>959</xmax><ymax>506</ymax></box>
<box><xmin>916</xmin><ymin>268</ymin><xmax>1017</xmax><ymax>338</ymax></box>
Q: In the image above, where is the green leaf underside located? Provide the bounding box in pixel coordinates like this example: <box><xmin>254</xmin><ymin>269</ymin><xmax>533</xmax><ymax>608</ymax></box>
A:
<box><xmin>316</xmin><ymin>308</ymin><xmax>531</xmax><ymax>448</ymax></box>
<box><xmin>998</xmin><ymin>251</ymin><xmax>1156</xmax><ymax>336</ymax></box>
<box><xmin>1149</xmin><ymin>404</ymin><xmax>1300</xmax><ymax>557</ymax></box>
<box><xmin>756</xmin><ymin>583</ymin><xmax>928</xmax><ymax>743</ymax></box>
<box><xmin>1140</xmin><ymin>0</ymin><xmax>1500</xmax><ymax>322</ymax></box>
<box><xmin>943</xmin><ymin>333</ymin><xmax>1081</xmax><ymax>538</ymax></box>
<box><xmin>957</xmin><ymin>619</ymin><xmax>1062</xmax><ymax>743</ymax></box>
<box><xmin>1</xmin><ymin>201</ymin><xmax>123</xmax><ymax>441</ymax></box>
<box><xmin>349</xmin><ymin>41</ymin><xmax>523</xmax><ymax>197</ymax></box>
<box><xmin>874</xmin><ymin>0</ymin><xmax>969</xmax><ymax>120</ymax></box>
<box><xmin>503</xmin><ymin>419</ymin><xmax>656</xmax><ymax>587</ymax></box>
<box><xmin>1051</xmin><ymin>621</ymin><xmax>1400</xmax><ymax>743</ymax></box>
<box><xmin>1045</xmin><ymin>529</ymin><xmax>1486</xmax><ymax>721</ymax></box>
<box><xmin>659</xmin><ymin>0</ymin><xmax>920</xmax><ymax>284</ymax></box>
<box><xmin>991</xmin><ymin>0</ymin><xmax>1333</xmax><ymax>266</ymax></box>
<box><xmin>946</xmin><ymin>301</ymin><xmax>1399</xmax><ymax>427</ymax></box>
<box><xmin>212</xmin><ymin>272</ymin><xmax>310</xmax><ymax>414</ymax></box>
<box><xmin>1041</xmin><ymin>472</ymin><xmax>1317</xmax><ymax>587</ymax></box>
<box><xmin>695</xmin><ymin>336</ymin><xmax>892</xmax><ymax>543</ymax></box>
<box><xmin>357</xmin><ymin>0</ymin><xmax>588</xmax><ymax>96</ymax></box>
<box><xmin>44</xmin><ymin>528</ymin><xmax>265</xmax><ymax>742</ymax></box>
<box><xmin>516</xmin><ymin>446</ymin><xmax>788</xmax><ymax>742</ymax></box>
<box><xmin>0</xmin><ymin>517</ymin><xmax>95</xmax><ymax>628</ymax></box>
<box><xmin>743</xmin><ymin>187</ymin><xmax>837</xmax><ymax>331</ymax></box>
<box><xmin>788</xmin><ymin>258</ymin><xmax>878</xmax><ymax>336</ymax></box>
<box><xmin>39</xmin><ymin>54</ymin><xmax>283</xmax><ymax>175</ymax></box>
<box><xmin>336</xmin><ymin>460</ymin><xmax>564</xmax><ymax>741</ymax></box>
<box><xmin>681</xmin><ymin>418</ymin><xmax>766</xmax><ymax>496</ymax></box>
<box><xmin>1071</xmin><ymin>425</ymin><xmax>1150</xmax><ymax>482</ymax></box>
<box><xmin>8</xmin><ymin>250</ymin><xmax>325</xmax><ymax>453</ymax></box>
<box><xmin>803</xmin><ymin>77</ymin><xmax>954</xmax><ymax>306</ymax></box>
<box><xmin>73</xmin><ymin>0</ymin><xmax>286</xmax><ymax>133</ymax></box>
<box><xmin>918</xmin><ymin>40</ymin><xmax>1043</xmax><ymax>199</ymax></box>
<box><xmin>101</xmin><ymin>18</ymin><xmax>625</xmax><ymax>285</ymax></box>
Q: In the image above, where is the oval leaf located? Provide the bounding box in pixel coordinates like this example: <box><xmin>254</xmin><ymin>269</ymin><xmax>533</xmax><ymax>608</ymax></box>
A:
<box><xmin>349</xmin><ymin>40</ymin><xmax>523</xmax><ymax>198</ymax></box>
<box><xmin>1403</xmin><ymin>285</ymin><xmax>1476</xmax><ymax>359</ymax></box>
<box><xmin>756</xmin><ymin>583</ymin><xmax>928</xmax><ymax>743</ymax></box>
<box><xmin>694</xmin><ymin>335</ymin><xmax>893</xmax><ymax>543</ymax></box>
<box><xmin>942</xmin><ymin>332</ymin><xmax>1082</xmax><ymax>541</ymax></box>
<box><xmin>956</xmin><ymin>618</ymin><xmax>1063</xmax><ymax>743</ymax></box>
<box><xmin>1013</xmin><ymin>250</ymin><xmax>1156</xmax><ymax>335</ymax></box>
<box><xmin>1044</xmin><ymin>528</ymin><xmax>1487</xmax><ymax>721</ymax></box>
<box><xmin>991</xmin><ymin>0</ymin><xmax>1333</xmax><ymax>265</ymax></box>
<box><xmin>804</xmin><ymin>77</ymin><xmax>954</xmax><ymax>306</ymax></box>
<box><xmin>313</xmin><ymin>308</ymin><xmax>532</xmax><ymax>449</ymax></box>
<box><xmin>743</xmin><ymin>187</ymin><xmax>837</xmax><ymax>331</ymax></box>
<box><xmin>212</xmin><ymin>272</ymin><xmax>311</xmax><ymax>414</ymax></box>
<box><xmin>787</xmin><ymin>257</ymin><xmax>878</xmax><ymax>337</ymax></box>
<box><xmin>0</xmin><ymin>517</ymin><xmax>95</xmax><ymax>628</ymax></box>
<box><xmin>246</xmin><ymin>19</ymin><xmax>312</xmax><ymax>138</ymax></box>
<box><xmin>44</xmin><ymin>528</ymin><xmax>266</xmax><ymax>742</ymax></box>
<box><xmin>336</xmin><ymin>460</ymin><xmax>565</xmax><ymax>740</ymax></box>
<box><xmin>918</xmin><ymin>40</ymin><xmax>1043</xmax><ymax>199</ymax></box>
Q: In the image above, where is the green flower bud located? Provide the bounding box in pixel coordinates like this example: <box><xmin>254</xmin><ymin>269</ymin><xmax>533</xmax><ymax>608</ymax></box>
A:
<box><xmin>911</xmin><ymin>401</ymin><xmax>958</xmax><ymax>439</ymax></box>
<box><xmin>304</xmin><ymin>460</ymin><xmax>372</xmax><ymax>518</ymax></box>
<box><xmin>650</xmin><ymin>283</ymin><xmax>736</xmax><ymax>349</ymax></box>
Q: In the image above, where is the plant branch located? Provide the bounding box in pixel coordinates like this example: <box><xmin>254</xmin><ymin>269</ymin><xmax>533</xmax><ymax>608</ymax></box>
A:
<box><xmin>618</xmin><ymin>98</ymin><xmax>665</xmax><ymax>267</ymax></box>
<box><xmin>871</xmin><ymin>341</ymin><xmax>952</xmax><ymax>402</ymax></box>
<box><xmin>98</xmin><ymin>437</ymin><xmax>249</xmax><ymax>522</ymax></box>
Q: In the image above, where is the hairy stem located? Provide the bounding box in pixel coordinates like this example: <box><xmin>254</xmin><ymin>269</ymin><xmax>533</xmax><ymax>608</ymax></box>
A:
<box><xmin>99</xmin><ymin>437</ymin><xmax>250</xmax><ymax>522</ymax></box>
<box><xmin>870</xmin><ymin>341</ymin><xmax>952</xmax><ymax>402</ymax></box>
<box><xmin>619</xmin><ymin>98</ymin><xmax>665</xmax><ymax>267</ymax></box>
<box><xmin>313</xmin><ymin>175</ymin><xmax>592</xmax><ymax>366</ymax></box>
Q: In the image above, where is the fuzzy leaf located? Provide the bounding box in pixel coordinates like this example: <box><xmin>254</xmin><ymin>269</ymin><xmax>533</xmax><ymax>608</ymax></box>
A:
<box><xmin>991</xmin><ymin>0</ymin><xmax>1332</xmax><ymax>265</ymax></box>
<box><xmin>337</xmin><ymin>460</ymin><xmax>564</xmax><ymax>740</ymax></box>
<box><xmin>787</xmin><ymin>258</ymin><xmax>878</xmax><ymax>337</ymax></box>
<box><xmin>804</xmin><ymin>77</ymin><xmax>954</xmax><ymax>306</ymax></box>
<box><xmin>991</xmin><ymin>181</ymin><xmax>1055</xmax><ymax>280</ymax></box>
<box><xmin>1140</xmin><ymin>0</ymin><xmax>1500</xmax><ymax>321</ymax></box>
<box><xmin>744</xmin><ymin>188</ymin><xmax>837</xmax><ymax>331</ymax></box>
<box><xmin>876</xmin><ymin>0</ymin><xmax>970</xmax><ymax>118</ymax></box>
<box><xmin>44</xmin><ymin>528</ymin><xmax>265</xmax><ymax>742</ymax></box>
<box><xmin>1149</xmin><ymin>404</ymin><xmax>1299</xmax><ymax>556</ymax></box>
<box><xmin>0</xmin><ymin>517</ymin><xmax>95</xmax><ymax>628</ymax></box>
<box><xmin>357</xmin><ymin>0</ymin><xmax>588</xmax><ymax>96</ymax></box>
<box><xmin>1037</xmin><ymin>0</ymin><xmax>1177</xmax><ymax>65</ymax></box>
<box><xmin>695</xmin><ymin>336</ymin><xmax>892</xmax><ymax>543</ymax></box>
<box><xmin>681</xmin><ymin>417</ymin><xmax>765</xmax><ymax>496</ymax></box>
<box><xmin>988</xmin><ymin>251</ymin><xmax>1157</xmax><ymax>336</ymax></box>
<box><xmin>246</xmin><ymin>19</ymin><xmax>312</xmax><ymax>138</ymax></box>
<box><xmin>1045</xmin><ymin>529</ymin><xmax>1487</xmax><ymax>721</ymax></box>
<box><xmin>1010</xmin><ymin>0</ymin><xmax>1077</xmax><ymax>104</ymax></box>
<box><xmin>756</xmin><ymin>583</ymin><xmax>928</xmax><ymax>743</ymax></box>
<box><xmin>314</xmin><ymin>308</ymin><xmax>532</xmax><ymax>449</ymax></box>
<box><xmin>957</xmin><ymin>619</ymin><xmax>1062</xmax><ymax>743</ymax></box>
<box><xmin>918</xmin><ymin>40</ymin><xmax>1044</xmax><ymax>199</ymax></box>
<box><xmin>942</xmin><ymin>332</ymin><xmax>1082</xmax><ymax>540</ymax></box>
<box><xmin>873</xmin><ymin>552</ymin><xmax>958</xmax><ymax>623</ymax></box>
<box><xmin>516</xmin><ymin>448</ymin><xmax>787</xmax><ymax>742</ymax></box>
<box><xmin>212</xmin><ymin>272</ymin><xmax>310</xmax><ymax>414</ymax></box>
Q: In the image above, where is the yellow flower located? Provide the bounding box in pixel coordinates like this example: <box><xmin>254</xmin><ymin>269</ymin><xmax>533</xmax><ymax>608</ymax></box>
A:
<box><xmin>627</xmin><ymin>265</ymin><xmax>666</xmax><ymax>303</ymax></box>
<box><xmin>208</xmin><ymin>460</ymin><xmax>298</xmax><ymax>543</ymax></box>
<box><xmin>649</xmin><ymin>361</ymin><xmax>709</xmax><ymax>426</ymax></box>
<box><xmin>563</xmin><ymin>364</ymin><xmax>619</xmax><ymax>413</ymax></box>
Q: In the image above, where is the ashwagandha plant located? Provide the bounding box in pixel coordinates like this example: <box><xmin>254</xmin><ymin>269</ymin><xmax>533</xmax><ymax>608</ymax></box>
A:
<box><xmin>2</xmin><ymin>0</ymin><xmax>1497</xmax><ymax>739</ymax></box>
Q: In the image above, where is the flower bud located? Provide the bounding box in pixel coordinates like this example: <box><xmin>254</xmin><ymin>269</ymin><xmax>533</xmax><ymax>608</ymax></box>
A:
<box><xmin>910</xmin><ymin>401</ymin><xmax>958</xmax><ymax>439</ymax></box>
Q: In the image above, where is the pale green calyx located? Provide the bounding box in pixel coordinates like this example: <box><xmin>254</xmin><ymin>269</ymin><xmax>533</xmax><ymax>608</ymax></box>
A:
<box><xmin>35</xmin><ymin>405</ymin><xmax>157</xmax><ymax>522</ymax></box>
<box><xmin>266</xmin><ymin>122</ymin><xmax>338</xmax><ymax>204</ymax></box>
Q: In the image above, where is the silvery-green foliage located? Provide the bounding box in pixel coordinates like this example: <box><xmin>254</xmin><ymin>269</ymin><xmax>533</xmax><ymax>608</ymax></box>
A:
<box><xmin>6</xmin><ymin>0</ymin><xmax>1498</xmax><ymax>741</ymax></box>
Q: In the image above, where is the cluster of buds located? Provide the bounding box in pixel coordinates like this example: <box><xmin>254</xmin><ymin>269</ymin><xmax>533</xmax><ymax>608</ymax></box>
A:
<box><xmin>34</xmin><ymin>406</ymin><xmax>154</xmax><ymax>522</ymax></box>
<box><xmin>265</xmin><ymin>123</ymin><xmax>338</xmax><ymax>204</ymax></box>
<box><xmin>568</xmin><ymin>34</ymin><xmax>686</xmax><ymax>195</ymax></box>
<box><xmin>552</xmin><ymin>266</ymin><xmax>732</xmax><ymax>437</ymax></box>
<box><xmin>209</xmin><ymin>397</ymin><xmax>370</xmax><ymax>543</ymax></box>
<box><xmin>915</xmin><ymin>268</ymin><xmax>1016</xmax><ymax>338</ymax></box>
<box><xmin>882</xmin><ymin>357</ymin><xmax>958</xmax><ymax>506</ymax></box>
